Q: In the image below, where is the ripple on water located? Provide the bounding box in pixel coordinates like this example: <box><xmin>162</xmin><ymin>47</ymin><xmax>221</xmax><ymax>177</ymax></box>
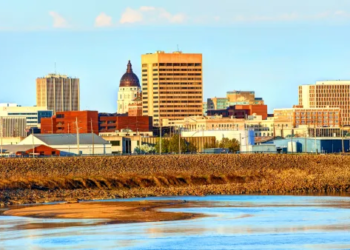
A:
<box><xmin>1</xmin><ymin>195</ymin><xmax>350</xmax><ymax>250</ymax></box>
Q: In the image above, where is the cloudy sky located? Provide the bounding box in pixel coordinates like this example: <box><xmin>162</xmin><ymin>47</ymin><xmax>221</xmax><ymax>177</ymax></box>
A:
<box><xmin>1</xmin><ymin>0</ymin><xmax>350</xmax><ymax>112</ymax></box>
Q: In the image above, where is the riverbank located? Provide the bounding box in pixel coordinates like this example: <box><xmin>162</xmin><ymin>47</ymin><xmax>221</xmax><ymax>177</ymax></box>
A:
<box><xmin>1</xmin><ymin>154</ymin><xmax>350</xmax><ymax>205</ymax></box>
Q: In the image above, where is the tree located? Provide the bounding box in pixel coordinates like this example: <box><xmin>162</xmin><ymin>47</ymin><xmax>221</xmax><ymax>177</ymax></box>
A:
<box><xmin>155</xmin><ymin>138</ymin><xmax>170</xmax><ymax>154</ymax></box>
<box><xmin>218</xmin><ymin>138</ymin><xmax>240</xmax><ymax>153</ymax></box>
<box><xmin>168</xmin><ymin>134</ymin><xmax>187</xmax><ymax>153</ymax></box>
<box><xmin>135</xmin><ymin>144</ymin><xmax>156</xmax><ymax>154</ymax></box>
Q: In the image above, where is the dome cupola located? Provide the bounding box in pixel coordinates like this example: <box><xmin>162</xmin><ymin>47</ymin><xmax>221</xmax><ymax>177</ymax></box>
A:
<box><xmin>119</xmin><ymin>60</ymin><xmax>140</xmax><ymax>88</ymax></box>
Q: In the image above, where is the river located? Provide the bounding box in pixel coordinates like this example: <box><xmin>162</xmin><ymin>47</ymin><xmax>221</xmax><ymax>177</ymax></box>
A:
<box><xmin>1</xmin><ymin>195</ymin><xmax>350</xmax><ymax>250</ymax></box>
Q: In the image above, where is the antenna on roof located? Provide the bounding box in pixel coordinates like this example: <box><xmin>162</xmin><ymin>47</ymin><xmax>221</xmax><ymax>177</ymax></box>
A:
<box><xmin>177</xmin><ymin>44</ymin><xmax>180</xmax><ymax>52</ymax></box>
<box><xmin>55</xmin><ymin>62</ymin><xmax>57</xmax><ymax>74</ymax></box>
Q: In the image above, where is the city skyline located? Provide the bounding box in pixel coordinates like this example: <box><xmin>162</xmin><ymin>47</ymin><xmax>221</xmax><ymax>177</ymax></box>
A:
<box><xmin>1</xmin><ymin>1</ymin><xmax>350</xmax><ymax>113</ymax></box>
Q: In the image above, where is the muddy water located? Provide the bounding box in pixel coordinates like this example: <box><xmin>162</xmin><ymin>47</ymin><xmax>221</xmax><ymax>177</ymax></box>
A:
<box><xmin>1</xmin><ymin>195</ymin><xmax>350</xmax><ymax>249</ymax></box>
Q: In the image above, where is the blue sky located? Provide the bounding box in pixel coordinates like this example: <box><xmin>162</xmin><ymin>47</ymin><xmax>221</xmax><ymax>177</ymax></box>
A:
<box><xmin>1</xmin><ymin>0</ymin><xmax>350</xmax><ymax>113</ymax></box>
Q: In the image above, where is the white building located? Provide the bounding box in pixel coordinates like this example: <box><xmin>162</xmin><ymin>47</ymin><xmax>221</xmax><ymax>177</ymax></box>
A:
<box><xmin>117</xmin><ymin>61</ymin><xmax>141</xmax><ymax>114</ymax></box>
<box><xmin>181</xmin><ymin>129</ymin><xmax>255</xmax><ymax>152</ymax></box>
<box><xmin>19</xmin><ymin>134</ymin><xmax>112</xmax><ymax>156</ymax></box>
<box><xmin>100</xmin><ymin>130</ymin><xmax>153</xmax><ymax>154</ymax></box>
<box><xmin>0</xmin><ymin>104</ymin><xmax>53</xmax><ymax>128</ymax></box>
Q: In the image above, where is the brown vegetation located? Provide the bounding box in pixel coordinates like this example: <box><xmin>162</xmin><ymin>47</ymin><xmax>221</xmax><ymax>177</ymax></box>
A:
<box><xmin>0</xmin><ymin>154</ymin><xmax>350</xmax><ymax>205</ymax></box>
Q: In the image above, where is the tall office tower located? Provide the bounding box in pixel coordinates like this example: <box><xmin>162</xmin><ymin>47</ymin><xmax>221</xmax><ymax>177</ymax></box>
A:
<box><xmin>36</xmin><ymin>74</ymin><xmax>80</xmax><ymax>114</ymax></box>
<box><xmin>117</xmin><ymin>61</ymin><xmax>141</xmax><ymax>114</ymax></box>
<box><xmin>141</xmin><ymin>51</ymin><xmax>203</xmax><ymax>126</ymax></box>
<box><xmin>299</xmin><ymin>81</ymin><xmax>350</xmax><ymax>126</ymax></box>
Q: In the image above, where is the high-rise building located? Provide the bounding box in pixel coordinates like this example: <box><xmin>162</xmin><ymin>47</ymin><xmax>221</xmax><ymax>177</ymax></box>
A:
<box><xmin>117</xmin><ymin>61</ymin><xmax>141</xmax><ymax>114</ymax></box>
<box><xmin>36</xmin><ymin>74</ymin><xmax>80</xmax><ymax>114</ymax></box>
<box><xmin>299</xmin><ymin>81</ymin><xmax>350</xmax><ymax>126</ymax></box>
<box><xmin>141</xmin><ymin>51</ymin><xmax>203</xmax><ymax>127</ymax></box>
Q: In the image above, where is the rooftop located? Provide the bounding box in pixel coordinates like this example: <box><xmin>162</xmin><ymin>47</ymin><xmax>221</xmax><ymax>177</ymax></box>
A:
<box><xmin>29</xmin><ymin>134</ymin><xmax>108</xmax><ymax>145</ymax></box>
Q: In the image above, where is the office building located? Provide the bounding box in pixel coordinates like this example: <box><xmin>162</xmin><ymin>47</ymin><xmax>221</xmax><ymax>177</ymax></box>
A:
<box><xmin>117</xmin><ymin>61</ymin><xmax>141</xmax><ymax>114</ymax></box>
<box><xmin>41</xmin><ymin>111</ymin><xmax>99</xmax><ymax>134</ymax></box>
<box><xmin>202</xmin><ymin>102</ymin><xmax>207</xmax><ymax>116</ymax></box>
<box><xmin>36</xmin><ymin>74</ymin><xmax>80</xmax><ymax>114</ymax></box>
<box><xmin>141</xmin><ymin>51</ymin><xmax>203</xmax><ymax>126</ymax></box>
<box><xmin>207</xmin><ymin>97</ymin><xmax>228</xmax><ymax>110</ymax></box>
<box><xmin>0</xmin><ymin>116</ymin><xmax>27</xmax><ymax>138</ymax></box>
<box><xmin>226</xmin><ymin>91</ymin><xmax>264</xmax><ymax>105</ymax></box>
<box><xmin>0</xmin><ymin>104</ymin><xmax>52</xmax><ymax>128</ymax></box>
<box><xmin>207</xmin><ymin>105</ymin><xmax>268</xmax><ymax>119</ymax></box>
<box><xmin>274</xmin><ymin>107</ymin><xmax>341</xmax><ymax>128</ymax></box>
<box><xmin>299</xmin><ymin>81</ymin><xmax>350</xmax><ymax>126</ymax></box>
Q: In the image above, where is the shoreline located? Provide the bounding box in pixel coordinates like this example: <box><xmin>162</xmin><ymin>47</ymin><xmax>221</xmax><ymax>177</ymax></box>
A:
<box><xmin>3</xmin><ymin>200</ymin><xmax>208</xmax><ymax>225</ymax></box>
<box><xmin>1</xmin><ymin>154</ymin><xmax>350</xmax><ymax>206</ymax></box>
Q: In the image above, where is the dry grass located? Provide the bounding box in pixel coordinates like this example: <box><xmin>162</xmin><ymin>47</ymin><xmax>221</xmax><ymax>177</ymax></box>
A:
<box><xmin>0</xmin><ymin>154</ymin><xmax>350</xmax><ymax>205</ymax></box>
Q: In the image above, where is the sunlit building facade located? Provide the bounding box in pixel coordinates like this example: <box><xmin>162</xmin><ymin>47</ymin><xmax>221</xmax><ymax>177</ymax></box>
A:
<box><xmin>141</xmin><ymin>51</ymin><xmax>203</xmax><ymax>127</ymax></box>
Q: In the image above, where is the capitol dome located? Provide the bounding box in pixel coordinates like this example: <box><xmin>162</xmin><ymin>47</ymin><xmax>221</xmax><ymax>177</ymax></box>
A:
<box><xmin>119</xmin><ymin>60</ymin><xmax>140</xmax><ymax>88</ymax></box>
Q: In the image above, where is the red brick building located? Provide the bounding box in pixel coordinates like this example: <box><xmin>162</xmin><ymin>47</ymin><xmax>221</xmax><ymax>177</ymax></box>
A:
<box><xmin>99</xmin><ymin>115</ymin><xmax>153</xmax><ymax>133</ymax></box>
<box><xmin>41</xmin><ymin>111</ymin><xmax>99</xmax><ymax>134</ymax></box>
<box><xmin>235</xmin><ymin>105</ymin><xmax>268</xmax><ymax>120</ymax></box>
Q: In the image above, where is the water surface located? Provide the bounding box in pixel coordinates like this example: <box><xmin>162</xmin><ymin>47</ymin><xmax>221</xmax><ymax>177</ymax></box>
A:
<box><xmin>1</xmin><ymin>195</ymin><xmax>350</xmax><ymax>250</ymax></box>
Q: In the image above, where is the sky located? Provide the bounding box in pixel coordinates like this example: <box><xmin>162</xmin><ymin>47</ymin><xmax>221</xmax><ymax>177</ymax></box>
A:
<box><xmin>1</xmin><ymin>0</ymin><xmax>350</xmax><ymax>113</ymax></box>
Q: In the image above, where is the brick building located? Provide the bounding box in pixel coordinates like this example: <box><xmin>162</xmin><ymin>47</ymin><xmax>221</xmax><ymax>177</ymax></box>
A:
<box><xmin>235</xmin><ymin>105</ymin><xmax>268</xmax><ymax>120</ymax></box>
<box><xmin>41</xmin><ymin>111</ymin><xmax>99</xmax><ymax>134</ymax></box>
<box><xmin>99</xmin><ymin>115</ymin><xmax>153</xmax><ymax>133</ymax></box>
<box><xmin>206</xmin><ymin>105</ymin><xmax>267</xmax><ymax>120</ymax></box>
<box><xmin>207</xmin><ymin>107</ymin><xmax>249</xmax><ymax>118</ymax></box>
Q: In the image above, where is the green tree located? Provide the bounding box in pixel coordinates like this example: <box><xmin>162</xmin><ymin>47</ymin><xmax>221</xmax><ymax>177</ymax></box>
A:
<box><xmin>168</xmin><ymin>134</ymin><xmax>187</xmax><ymax>153</ymax></box>
<box><xmin>218</xmin><ymin>138</ymin><xmax>240</xmax><ymax>153</ymax></box>
<box><xmin>155</xmin><ymin>138</ymin><xmax>170</xmax><ymax>153</ymax></box>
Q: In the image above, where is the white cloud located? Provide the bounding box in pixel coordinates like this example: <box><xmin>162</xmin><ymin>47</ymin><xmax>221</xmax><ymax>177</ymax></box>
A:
<box><xmin>95</xmin><ymin>12</ymin><xmax>112</xmax><ymax>27</ymax></box>
<box><xmin>120</xmin><ymin>6</ymin><xmax>186</xmax><ymax>24</ymax></box>
<box><xmin>49</xmin><ymin>11</ymin><xmax>69</xmax><ymax>28</ymax></box>
<box><xmin>120</xmin><ymin>8</ymin><xmax>143</xmax><ymax>24</ymax></box>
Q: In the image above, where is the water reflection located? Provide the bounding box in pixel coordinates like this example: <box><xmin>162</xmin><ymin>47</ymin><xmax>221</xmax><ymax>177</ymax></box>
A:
<box><xmin>1</xmin><ymin>195</ymin><xmax>350</xmax><ymax>250</ymax></box>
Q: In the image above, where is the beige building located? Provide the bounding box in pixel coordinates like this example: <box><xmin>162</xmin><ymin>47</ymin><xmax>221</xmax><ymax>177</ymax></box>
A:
<box><xmin>0</xmin><ymin>104</ymin><xmax>52</xmax><ymax>128</ymax></box>
<box><xmin>37</xmin><ymin>74</ymin><xmax>80</xmax><ymax>114</ymax></box>
<box><xmin>274</xmin><ymin>107</ymin><xmax>341</xmax><ymax>128</ymax></box>
<box><xmin>0</xmin><ymin>116</ymin><xmax>27</xmax><ymax>138</ymax></box>
<box><xmin>299</xmin><ymin>81</ymin><xmax>350</xmax><ymax>126</ymax></box>
<box><xmin>171</xmin><ymin>116</ymin><xmax>245</xmax><ymax>131</ymax></box>
<box><xmin>141</xmin><ymin>51</ymin><xmax>203</xmax><ymax>127</ymax></box>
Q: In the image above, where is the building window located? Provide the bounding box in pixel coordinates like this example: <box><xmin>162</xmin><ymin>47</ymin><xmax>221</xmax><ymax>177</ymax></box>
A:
<box><xmin>111</xmin><ymin>141</ymin><xmax>121</xmax><ymax>146</ymax></box>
